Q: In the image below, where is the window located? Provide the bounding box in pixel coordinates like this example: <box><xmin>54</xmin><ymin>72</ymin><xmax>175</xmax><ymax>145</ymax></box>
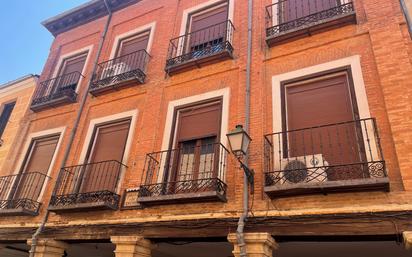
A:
<box><xmin>186</xmin><ymin>2</ymin><xmax>229</xmax><ymax>53</ymax></box>
<box><xmin>0</xmin><ymin>101</ymin><xmax>15</xmax><ymax>140</ymax></box>
<box><xmin>13</xmin><ymin>135</ymin><xmax>60</xmax><ymax>201</ymax></box>
<box><xmin>115</xmin><ymin>31</ymin><xmax>150</xmax><ymax>58</ymax></box>
<box><xmin>282</xmin><ymin>71</ymin><xmax>367</xmax><ymax>180</ymax></box>
<box><xmin>55</xmin><ymin>52</ymin><xmax>88</xmax><ymax>90</ymax></box>
<box><xmin>170</xmin><ymin>101</ymin><xmax>222</xmax><ymax>183</ymax></box>
<box><xmin>281</xmin><ymin>0</ymin><xmax>339</xmax><ymax>23</ymax></box>
<box><xmin>402</xmin><ymin>0</ymin><xmax>412</xmax><ymax>36</ymax></box>
<box><xmin>80</xmin><ymin>119</ymin><xmax>131</xmax><ymax>193</ymax></box>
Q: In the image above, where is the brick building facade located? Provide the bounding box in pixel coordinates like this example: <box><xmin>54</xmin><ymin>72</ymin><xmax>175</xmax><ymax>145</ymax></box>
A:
<box><xmin>0</xmin><ymin>0</ymin><xmax>412</xmax><ymax>256</ymax></box>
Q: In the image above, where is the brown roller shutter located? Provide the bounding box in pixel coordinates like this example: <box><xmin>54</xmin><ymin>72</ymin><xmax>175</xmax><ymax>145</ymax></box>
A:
<box><xmin>59</xmin><ymin>53</ymin><xmax>87</xmax><ymax>76</ymax></box>
<box><xmin>14</xmin><ymin>135</ymin><xmax>59</xmax><ymax>200</ymax></box>
<box><xmin>117</xmin><ymin>33</ymin><xmax>150</xmax><ymax>57</ymax></box>
<box><xmin>284</xmin><ymin>73</ymin><xmax>364</xmax><ymax>179</ymax></box>
<box><xmin>80</xmin><ymin>120</ymin><xmax>131</xmax><ymax>193</ymax></box>
<box><xmin>190</xmin><ymin>5</ymin><xmax>228</xmax><ymax>32</ymax></box>
<box><xmin>283</xmin><ymin>0</ymin><xmax>338</xmax><ymax>22</ymax></box>
<box><xmin>176</xmin><ymin>102</ymin><xmax>222</xmax><ymax>143</ymax></box>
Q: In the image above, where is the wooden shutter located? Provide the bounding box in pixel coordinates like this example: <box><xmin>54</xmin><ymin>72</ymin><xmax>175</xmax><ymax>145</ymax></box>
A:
<box><xmin>176</xmin><ymin>101</ymin><xmax>222</xmax><ymax>143</ymax></box>
<box><xmin>117</xmin><ymin>33</ymin><xmax>150</xmax><ymax>57</ymax></box>
<box><xmin>285</xmin><ymin>73</ymin><xmax>364</xmax><ymax>178</ymax></box>
<box><xmin>0</xmin><ymin>102</ymin><xmax>15</xmax><ymax>139</ymax></box>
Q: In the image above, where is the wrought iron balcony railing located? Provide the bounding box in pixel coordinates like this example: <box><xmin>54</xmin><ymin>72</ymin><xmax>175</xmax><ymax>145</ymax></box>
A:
<box><xmin>264</xmin><ymin>118</ymin><xmax>389</xmax><ymax>197</ymax></box>
<box><xmin>165</xmin><ymin>20</ymin><xmax>235</xmax><ymax>74</ymax></box>
<box><xmin>31</xmin><ymin>71</ymin><xmax>83</xmax><ymax>111</ymax></box>
<box><xmin>138</xmin><ymin>143</ymin><xmax>229</xmax><ymax>205</ymax></box>
<box><xmin>90</xmin><ymin>49</ymin><xmax>150</xmax><ymax>95</ymax></box>
<box><xmin>49</xmin><ymin>160</ymin><xmax>126</xmax><ymax>212</ymax></box>
<box><xmin>0</xmin><ymin>172</ymin><xmax>49</xmax><ymax>216</ymax></box>
<box><xmin>265</xmin><ymin>0</ymin><xmax>356</xmax><ymax>45</ymax></box>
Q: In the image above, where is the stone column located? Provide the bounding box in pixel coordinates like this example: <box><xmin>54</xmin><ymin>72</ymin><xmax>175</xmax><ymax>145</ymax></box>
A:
<box><xmin>403</xmin><ymin>231</ymin><xmax>412</xmax><ymax>250</ymax></box>
<box><xmin>26</xmin><ymin>239</ymin><xmax>68</xmax><ymax>257</ymax></box>
<box><xmin>228</xmin><ymin>233</ymin><xmax>278</xmax><ymax>257</ymax></box>
<box><xmin>111</xmin><ymin>236</ymin><xmax>152</xmax><ymax>257</ymax></box>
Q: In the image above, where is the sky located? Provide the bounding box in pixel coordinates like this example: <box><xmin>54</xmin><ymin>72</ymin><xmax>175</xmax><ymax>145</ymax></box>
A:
<box><xmin>0</xmin><ymin>0</ymin><xmax>90</xmax><ymax>85</ymax></box>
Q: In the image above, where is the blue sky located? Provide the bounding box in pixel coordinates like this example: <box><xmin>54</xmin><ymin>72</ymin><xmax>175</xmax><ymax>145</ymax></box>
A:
<box><xmin>0</xmin><ymin>0</ymin><xmax>89</xmax><ymax>85</ymax></box>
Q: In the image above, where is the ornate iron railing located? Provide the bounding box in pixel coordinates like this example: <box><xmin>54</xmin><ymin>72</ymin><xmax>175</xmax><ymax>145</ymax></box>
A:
<box><xmin>91</xmin><ymin>49</ymin><xmax>150</xmax><ymax>91</ymax></box>
<box><xmin>50</xmin><ymin>160</ymin><xmax>126</xmax><ymax>209</ymax></box>
<box><xmin>32</xmin><ymin>71</ymin><xmax>83</xmax><ymax>107</ymax></box>
<box><xmin>264</xmin><ymin>118</ymin><xmax>387</xmax><ymax>187</ymax></box>
<box><xmin>0</xmin><ymin>172</ymin><xmax>49</xmax><ymax>214</ymax></box>
<box><xmin>265</xmin><ymin>0</ymin><xmax>354</xmax><ymax>37</ymax></box>
<box><xmin>138</xmin><ymin>143</ymin><xmax>228</xmax><ymax>198</ymax></box>
<box><xmin>165</xmin><ymin>20</ymin><xmax>235</xmax><ymax>70</ymax></box>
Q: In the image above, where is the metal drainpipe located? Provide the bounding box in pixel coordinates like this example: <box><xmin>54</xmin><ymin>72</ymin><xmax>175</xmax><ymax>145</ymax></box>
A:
<box><xmin>28</xmin><ymin>1</ymin><xmax>113</xmax><ymax>256</ymax></box>
<box><xmin>236</xmin><ymin>0</ymin><xmax>253</xmax><ymax>256</ymax></box>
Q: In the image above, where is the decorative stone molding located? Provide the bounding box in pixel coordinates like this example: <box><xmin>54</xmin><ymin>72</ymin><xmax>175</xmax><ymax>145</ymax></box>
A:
<box><xmin>403</xmin><ymin>231</ymin><xmax>412</xmax><ymax>250</ymax></box>
<box><xmin>228</xmin><ymin>233</ymin><xmax>278</xmax><ymax>257</ymax></box>
<box><xmin>111</xmin><ymin>236</ymin><xmax>152</xmax><ymax>257</ymax></box>
<box><xmin>26</xmin><ymin>239</ymin><xmax>68</xmax><ymax>257</ymax></box>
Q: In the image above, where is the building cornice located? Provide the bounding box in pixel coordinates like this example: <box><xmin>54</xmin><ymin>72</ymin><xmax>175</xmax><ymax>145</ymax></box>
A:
<box><xmin>42</xmin><ymin>0</ymin><xmax>140</xmax><ymax>37</ymax></box>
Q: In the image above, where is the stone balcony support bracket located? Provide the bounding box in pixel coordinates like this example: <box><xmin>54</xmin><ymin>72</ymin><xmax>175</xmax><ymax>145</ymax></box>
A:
<box><xmin>111</xmin><ymin>236</ymin><xmax>152</xmax><ymax>257</ymax></box>
<box><xmin>26</xmin><ymin>239</ymin><xmax>68</xmax><ymax>257</ymax></box>
<box><xmin>228</xmin><ymin>232</ymin><xmax>278</xmax><ymax>257</ymax></box>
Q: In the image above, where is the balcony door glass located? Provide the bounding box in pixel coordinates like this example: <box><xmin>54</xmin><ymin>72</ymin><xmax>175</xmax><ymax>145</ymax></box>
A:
<box><xmin>282</xmin><ymin>0</ymin><xmax>339</xmax><ymax>23</ymax></box>
<box><xmin>55</xmin><ymin>53</ymin><xmax>87</xmax><ymax>92</ymax></box>
<box><xmin>187</xmin><ymin>3</ymin><xmax>229</xmax><ymax>55</ymax></box>
<box><xmin>171</xmin><ymin>101</ymin><xmax>222</xmax><ymax>186</ymax></box>
<box><xmin>284</xmin><ymin>72</ymin><xmax>366</xmax><ymax>180</ymax></box>
<box><xmin>13</xmin><ymin>135</ymin><xmax>59</xmax><ymax>201</ymax></box>
<box><xmin>80</xmin><ymin>120</ymin><xmax>131</xmax><ymax>193</ymax></box>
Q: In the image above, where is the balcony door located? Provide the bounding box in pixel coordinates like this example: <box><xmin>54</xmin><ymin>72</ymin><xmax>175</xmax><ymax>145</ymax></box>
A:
<box><xmin>53</xmin><ymin>53</ymin><xmax>87</xmax><ymax>93</ymax></box>
<box><xmin>13</xmin><ymin>135</ymin><xmax>59</xmax><ymax>201</ymax></box>
<box><xmin>186</xmin><ymin>3</ymin><xmax>229</xmax><ymax>55</ymax></box>
<box><xmin>170</xmin><ymin>101</ymin><xmax>222</xmax><ymax>187</ymax></box>
<box><xmin>282</xmin><ymin>0</ymin><xmax>339</xmax><ymax>23</ymax></box>
<box><xmin>80</xmin><ymin>120</ymin><xmax>131</xmax><ymax>193</ymax></box>
<box><xmin>283</xmin><ymin>72</ymin><xmax>366</xmax><ymax>180</ymax></box>
<box><xmin>113</xmin><ymin>32</ymin><xmax>150</xmax><ymax>75</ymax></box>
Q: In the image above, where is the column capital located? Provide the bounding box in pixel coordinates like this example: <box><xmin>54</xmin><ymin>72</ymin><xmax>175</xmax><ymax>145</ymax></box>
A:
<box><xmin>27</xmin><ymin>239</ymin><xmax>68</xmax><ymax>257</ymax></box>
<box><xmin>111</xmin><ymin>235</ymin><xmax>152</xmax><ymax>257</ymax></box>
<box><xmin>403</xmin><ymin>231</ymin><xmax>412</xmax><ymax>250</ymax></box>
<box><xmin>228</xmin><ymin>233</ymin><xmax>278</xmax><ymax>257</ymax></box>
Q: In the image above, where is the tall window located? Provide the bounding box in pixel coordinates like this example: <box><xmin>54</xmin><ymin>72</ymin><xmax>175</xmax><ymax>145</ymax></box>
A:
<box><xmin>0</xmin><ymin>101</ymin><xmax>15</xmax><ymax>140</ymax></box>
<box><xmin>55</xmin><ymin>52</ymin><xmax>88</xmax><ymax>90</ymax></box>
<box><xmin>116</xmin><ymin>31</ymin><xmax>150</xmax><ymax>58</ymax></box>
<box><xmin>80</xmin><ymin>119</ymin><xmax>131</xmax><ymax>193</ymax></box>
<box><xmin>281</xmin><ymin>0</ymin><xmax>339</xmax><ymax>23</ymax></box>
<box><xmin>170</xmin><ymin>100</ymin><xmax>222</xmax><ymax>183</ymax></box>
<box><xmin>186</xmin><ymin>2</ymin><xmax>229</xmax><ymax>54</ymax></box>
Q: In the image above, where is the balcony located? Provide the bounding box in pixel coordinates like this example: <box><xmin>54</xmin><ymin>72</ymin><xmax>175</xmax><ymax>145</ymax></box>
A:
<box><xmin>90</xmin><ymin>49</ymin><xmax>150</xmax><ymax>96</ymax></box>
<box><xmin>49</xmin><ymin>160</ymin><xmax>126</xmax><ymax>212</ymax></box>
<box><xmin>264</xmin><ymin>118</ymin><xmax>389</xmax><ymax>198</ymax></box>
<box><xmin>165</xmin><ymin>20</ymin><xmax>235</xmax><ymax>75</ymax></box>
<box><xmin>31</xmin><ymin>72</ymin><xmax>83</xmax><ymax>111</ymax></box>
<box><xmin>0</xmin><ymin>172</ymin><xmax>49</xmax><ymax>216</ymax></box>
<box><xmin>138</xmin><ymin>143</ymin><xmax>228</xmax><ymax>206</ymax></box>
<box><xmin>265</xmin><ymin>0</ymin><xmax>356</xmax><ymax>46</ymax></box>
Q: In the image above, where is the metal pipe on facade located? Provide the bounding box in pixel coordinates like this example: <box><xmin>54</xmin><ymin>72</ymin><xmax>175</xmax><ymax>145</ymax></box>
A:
<box><xmin>400</xmin><ymin>0</ymin><xmax>412</xmax><ymax>37</ymax></box>
<box><xmin>28</xmin><ymin>1</ymin><xmax>113</xmax><ymax>256</ymax></box>
<box><xmin>236</xmin><ymin>0</ymin><xmax>253</xmax><ymax>256</ymax></box>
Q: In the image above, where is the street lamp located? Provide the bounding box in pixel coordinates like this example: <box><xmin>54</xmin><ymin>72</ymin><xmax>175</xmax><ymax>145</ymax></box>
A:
<box><xmin>226</xmin><ymin>125</ymin><xmax>254</xmax><ymax>191</ymax></box>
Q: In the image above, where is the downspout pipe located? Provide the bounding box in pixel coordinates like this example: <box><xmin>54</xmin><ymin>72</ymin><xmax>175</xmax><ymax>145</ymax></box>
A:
<box><xmin>28</xmin><ymin>1</ymin><xmax>113</xmax><ymax>256</ymax></box>
<box><xmin>236</xmin><ymin>0</ymin><xmax>253</xmax><ymax>256</ymax></box>
<box><xmin>400</xmin><ymin>0</ymin><xmax>412</xmax><ymax>37</ymax></box>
